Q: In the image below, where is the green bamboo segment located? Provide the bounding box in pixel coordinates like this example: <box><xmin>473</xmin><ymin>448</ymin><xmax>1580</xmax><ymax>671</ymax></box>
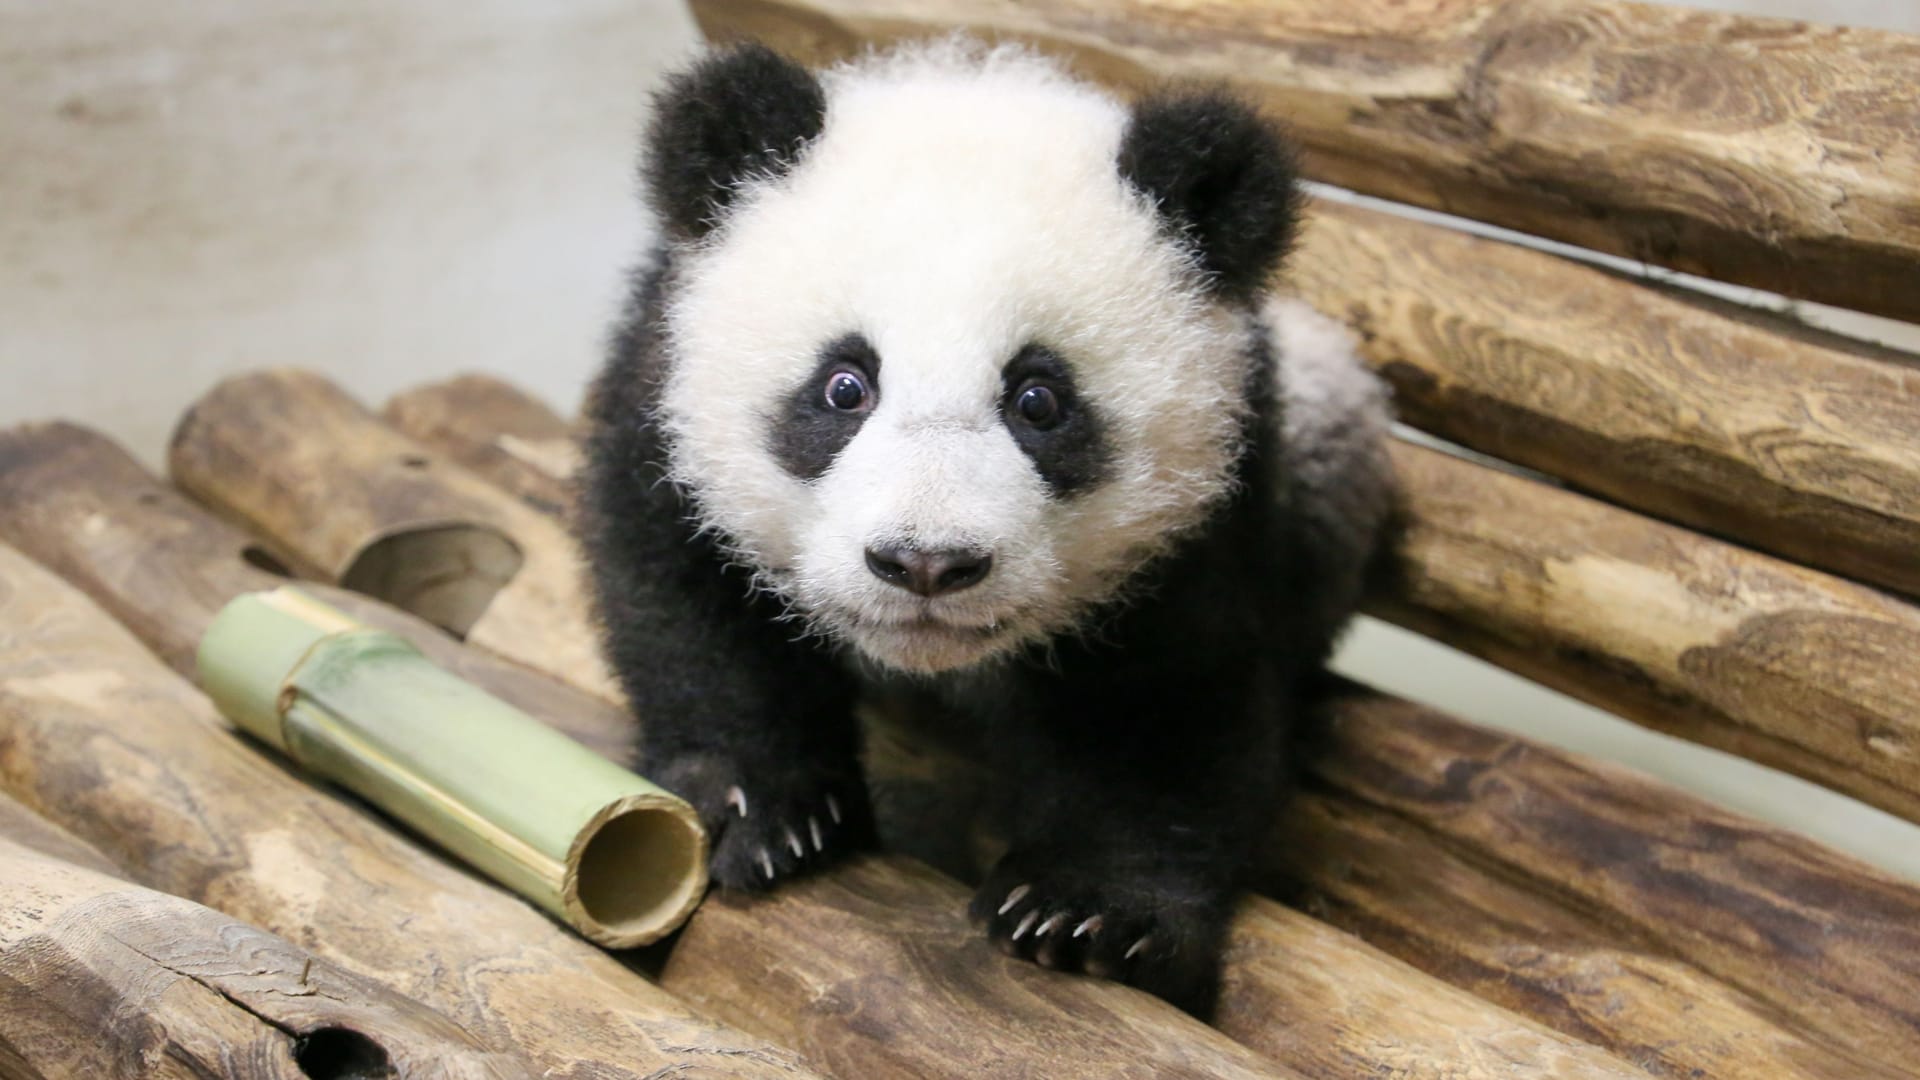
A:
<box><xmin>197</xmin><ymin>586</ymin><xmax>706</xmax><ymax>947</ymax></box>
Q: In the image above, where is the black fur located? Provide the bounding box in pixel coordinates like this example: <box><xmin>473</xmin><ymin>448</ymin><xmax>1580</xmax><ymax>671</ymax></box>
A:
<box><xmin>999</xmin><ymin>343</ymin><xmax>1111</xmax><ymax>497</ymax></box>
<box><xmin>1118</xmin><ymin>90</ymin><xmax>1303</xmax><ymax>303</ymax></box>
<box><xmin>769</xmin><ymin>333</ymin><xmax>882</xmax><ymax>482</ymax></box>
<box><xmin>643</xmin><ymin>43</ymin><xmax>827</xmax><ymax>241</ymax></box>
<box><xmin>581</xmin><ymin>257</ymin><xmax>877</xmax><ymax>889</ymax></box>
<box><xmin>955</xmin><ymin>324</ymin><xmax>1351</xmax><ymax>1015</ymax></box>
<box><xmin>583</xmin><ymin>46</ymin><xmax>1384</xmax><ymax>1018</ymax></box>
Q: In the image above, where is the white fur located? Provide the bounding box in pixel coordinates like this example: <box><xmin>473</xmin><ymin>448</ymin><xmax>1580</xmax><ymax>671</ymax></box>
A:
<box><xmin>660</xmin><ymin>42</ymin><xmax>1254</xmax><ymax>673</ymax></box>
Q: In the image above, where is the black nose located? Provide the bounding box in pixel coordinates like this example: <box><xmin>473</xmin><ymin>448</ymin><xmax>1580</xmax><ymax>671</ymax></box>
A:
<box><xmin>865</xmin><ymin>546</ymin><xmax>993</xmax><ymax>597</ymax></box>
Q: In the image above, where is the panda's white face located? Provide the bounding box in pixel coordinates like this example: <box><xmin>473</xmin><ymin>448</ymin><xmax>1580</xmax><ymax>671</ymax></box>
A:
<box><xmin>659</xmin><ymin>45</ymin><xmax>1255</xmax><ymax>674</ymax></box>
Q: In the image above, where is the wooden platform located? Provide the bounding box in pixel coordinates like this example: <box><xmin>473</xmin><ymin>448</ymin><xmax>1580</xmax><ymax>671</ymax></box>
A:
<box><xmin>1</xmin><ymin>0</ymin><xmax>1917</xmax><ymax>1076</ymax></box>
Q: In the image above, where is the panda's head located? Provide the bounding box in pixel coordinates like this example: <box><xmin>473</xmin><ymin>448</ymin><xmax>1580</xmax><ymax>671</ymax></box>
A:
<box><xmin>646</xmin><ymin>39</ymin><xmax>1300</xmax><ymax>675</ymax></box>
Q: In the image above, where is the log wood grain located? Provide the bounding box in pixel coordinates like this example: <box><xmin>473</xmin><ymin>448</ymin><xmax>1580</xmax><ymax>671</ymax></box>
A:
<box><xmin>0</xmin><ymin>425</ymin><xmax>1310</xmax><ymax>1080</ymax></box>
<box><xmin>0</xmin><ymin>776</ymin><xmax>120</xmax><ymax>877</ymax></box>
<box><xmin>385</xmin><ymin>375</ymin><xmax>582</xmax><ymax>519</ymax></box>
<box><xmin>168</xmin><ymin>369</ymin><xmax>621</xmax><ymax>702</ymax></box>
<box><xmin>1285</xmin><ymin>685</ymin><xmax>1920</xmax><ymax>1077</ymax></box>
<box><xmin>1293</xmin><ymin>199</ymin><xmax>1920</xmax><ymax>601</ymax></box>
<box><xmin>0</xmin><ymin>421</ymin><xmax>634</xmax><ymax>764</ymax></box>
<box><xmin>1378</xmin><ymin>439</ymin><xmax>1920</xmax><ymax>824</ymax></box>
<box><xmin>0</xmin><ymin>797</ymin><xmax>528</xmax><ymax>1080</ymax></box>
<box><xmin>0</xmin><ymin>543</ymin><xmax>817</xmax><ymax>1080</ymax></box>
<box><xmin>691</xmin><ymin>0</ymin><xmax>1920</xmax><ymax>323</ymax></box>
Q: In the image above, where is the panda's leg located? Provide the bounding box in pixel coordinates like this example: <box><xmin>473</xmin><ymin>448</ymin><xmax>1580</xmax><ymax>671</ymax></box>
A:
<box><xmin>588</xmin><ymin>526</ymin><xmax>874</xmax><ymax>890</ymax></box>
<box><xmin>962</xmin><ymin>649</ymin><xmax>1290</xmax><ymax>1016</ymax></box>
<box><xmin>580</xmin><ymin>422</ymin><xmax>872</xmax><ymax>893</ymax></box>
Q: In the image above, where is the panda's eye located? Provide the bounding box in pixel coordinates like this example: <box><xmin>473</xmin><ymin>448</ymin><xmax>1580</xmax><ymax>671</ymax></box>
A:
<box><xmin>824</xmin><ymin>368</ymin><xmax>872</xmax><ymax>412</ymax></box>
<box><xmin>1014</xmin><ymin>383</ymin><xmax>1062</xmax><ymax>429</ymax></box>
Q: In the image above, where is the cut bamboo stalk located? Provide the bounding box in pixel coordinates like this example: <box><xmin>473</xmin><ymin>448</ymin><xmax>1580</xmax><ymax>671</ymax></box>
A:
<box><xmin>198</xmin><ymin>587</ymin><xmax>705</xmax><ymax>947</ymax></box>
<box><xmin>1291</xmin><ymin>684</ymin><xmax>1920</xmax><ymax>1075</ymax></box>
<box><xmin>169</xmin><ymin>369</ymin><xmax>621</xmax><ymax>702</ymax></box>
<box><xmin>0</xmin><ymin>542</ymin><xmax>818</xmax><ymax>1080</ymax></box>
<box><xmin>386</xmin><ymin>372</ymin><xmax>1918</xmax><ymax>1078</ymax></box>
<box><xmin>1292</xmin><ymin>199</ymin><xmax>1920</xmax><ymax>601</ymax></box>
<box><xmin>688</xmin><ymin>0</ymin><xmax>1920</xmax><ymax>324</ymax></box>
<box><xmin>0</xmin><ymin>426</ymin><xmax>1308</xmax><ymax>1079</ymax></box>
<box><xmin>1377</xmin><ymin>439</ymin><xmax>1920</xmax><ymax>825</ymax></box>
<box><xmin>0</xmin><ymin>420</ymin><xmax>634</xmax><ymax>763</ymax></box>
<box><xmin>0</xmin><ymin>795</ymin><xmax>530</xmax><ymax>1080</ymax></box>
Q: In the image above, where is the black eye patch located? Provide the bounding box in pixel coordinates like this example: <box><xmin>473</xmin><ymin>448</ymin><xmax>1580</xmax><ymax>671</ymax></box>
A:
<box><xmin>768</xmin><ymin>333</ymin><xmax>880</xmax><ymax>481</ymax></box>
<box><xmin>1000</xmin><ymin>344</ymin><xmax>1111</xmax><ymax>498</ymax></box>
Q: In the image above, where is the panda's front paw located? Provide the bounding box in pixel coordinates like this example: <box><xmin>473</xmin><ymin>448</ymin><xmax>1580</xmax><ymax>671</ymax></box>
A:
<box><xmin>969</xmin><ymin>850</ymin><xmax>1230</xmax><ymax>1016</ymax></box>
<box><xmin>647</xmin><ymin>751</ymin><xmax>874</xmax><ymax>892</ymax></box>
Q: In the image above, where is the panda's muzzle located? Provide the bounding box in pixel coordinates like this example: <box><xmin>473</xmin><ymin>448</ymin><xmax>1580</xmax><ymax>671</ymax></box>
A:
<box><xmin>864</xmin><ymin>545</ymin><xmax>994</xmax><ymax>598</ymax></box>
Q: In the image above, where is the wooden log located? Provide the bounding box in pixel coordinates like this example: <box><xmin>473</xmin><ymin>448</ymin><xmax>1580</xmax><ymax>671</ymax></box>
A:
<box><xmin>0</xmin><ymin>776</ymin><xmax>120</xmax><ymax>877</ymax></box>
<box><xmin>690</xmin><ymin>0</ymin><xmax>1920</xmax><ymax>324</ymax></box>
<box><xmin>168</xmin><ymin>369</ymin><xmax>622</xmax><ymax>702</ymax></box>
<box><xmin>670</xmin><ymin>854</ymin><xmax>1655</xmax><ymax>1080</ymax></box>
<box><xmin>0</xmin><ymin>796</ymin><xmax>528</xmax><ymax>1080</ymax></box>
<box><xmin>1293</xmin><ymin>199</ymin><xmax>1920</xmax><ymax>601</ymax></box>
<box><xmin>384</xmin><ymin>374</ymin><xmax>582</xmax><ymax>519</ymax></box>
<box><xmin>1378</xmin><ymin>439</ymin><xmax>1920</xmax><ymax>824</ymax></box>
<box><xmin>0</xmin><ymin>426</ymin><xmax>1309</xmax><ymax>1079</ymax></box>
<box><xmin>1267</xmin><ymin>790</ymin><xmax>1912</xmax><ymax>1080</ymax></box>
<box><xmin>0</xmin><ymin>542</ymin><xmax>818</xmax><ymax>1080</ymax></box>
<box><xmin>0</xmin><ymin>421</ymin><xmax>633</xmax><ymax>763</ymax></box>
<box><xmin>1288</xmin><ymin>684</ymin><xmax>1920</xmax><ymax>1076</ymax></box>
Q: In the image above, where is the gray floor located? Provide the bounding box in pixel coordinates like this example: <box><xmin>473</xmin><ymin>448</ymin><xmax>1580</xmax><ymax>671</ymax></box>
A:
<box><xmin>5</xmin><ymin>0</ymin><xmax>1917</xmax><ymax>878</ymax></box>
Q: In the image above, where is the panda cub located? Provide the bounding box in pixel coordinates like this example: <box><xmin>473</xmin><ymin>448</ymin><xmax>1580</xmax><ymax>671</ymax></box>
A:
<box><xmin>581</xmin><ymin>39</ymin><xmax>1395</xmax><ymax>1013</ymax></box>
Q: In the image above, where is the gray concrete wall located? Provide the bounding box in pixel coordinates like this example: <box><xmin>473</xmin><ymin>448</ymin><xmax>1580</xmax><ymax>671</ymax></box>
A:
<box><xmin>4</xmin><ymin>0</ymin><xmax>1917</xmax><ymax>877</ymax></box>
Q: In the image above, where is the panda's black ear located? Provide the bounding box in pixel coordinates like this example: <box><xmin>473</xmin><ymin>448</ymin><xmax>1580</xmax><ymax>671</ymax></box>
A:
<box><xmin>643</xmin><ymin>43</ymin><xmax>827</xmax><ymax>241</ymax></box>
<box><xmin>1118</xmin><ymin>90</ymin><xmax>1302</xmax><ymax>302</ymax></box>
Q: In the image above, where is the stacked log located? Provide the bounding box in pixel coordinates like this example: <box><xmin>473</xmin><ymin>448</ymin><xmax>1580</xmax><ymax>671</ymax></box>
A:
<box><xmin>1288</xmin><ymin>199</ymin><xmax>1920</xmax><ymax>601</ymax></box>
<box><xmin>1374</xmin><ymin>440</ymin><xmax>1920</xmax><ymax>824</ymax></box>
<box><xmin>0</xmin><ymin>421</ymin><xmax>633</xmax><ymax>763</ymax></box>
<box><xmin>170</xmin><ymin>370</ymin><xmax>621</xmax><ymax>702</ymax></box>
<box><xmin>685</xmin><ymin>0</ymin><xmax>1920</xmax><ymax>323</ymax></box>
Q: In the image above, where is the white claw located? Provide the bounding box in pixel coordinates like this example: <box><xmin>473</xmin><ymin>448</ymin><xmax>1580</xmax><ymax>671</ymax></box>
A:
<box><xmin>1125</xmin><ymin>935</ymin><xmax>1153</xmax><ymax>960</ymax></box>
<box><xmin>758</xmin><ymin>848</ymin><xmax>775</xmax><ymax>880</ymax></box>
<box><xmin>826</xmin><ymin>793</ymin><xmax>842</xmax><ymax>824</ymax></box>
<box><xmin>1035</xmin><ymin>914</ymin><xmax>1064</xmax><ymax>938</ymax></box>
<box><xmin>998</xmin><ymin>883</ymin><xmax>1031</xmax><ymax>916</ymax></box>
<box><xmin>1011</xmin><ymin>909</ymin><xmax>1040</xmax><ymax>941</ymax></box>
<box><xmin>1072</xmin><ymin>915</ymin><xmax>1103</xmax><ymax>939</ymax></box>
<box><xmin>784</xmin><ymin>826</ymin><xmax>804</xmax><ymax>858</ymax></box>
<box><xmin>726</xmin><ymin>786</ymin><xmax>749</xmax><ymax>818</ymax></box>
<box><xmin>809</xmin><ymin>816</ymin><xmax>824</xmax><ymax>852</ymax></box>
